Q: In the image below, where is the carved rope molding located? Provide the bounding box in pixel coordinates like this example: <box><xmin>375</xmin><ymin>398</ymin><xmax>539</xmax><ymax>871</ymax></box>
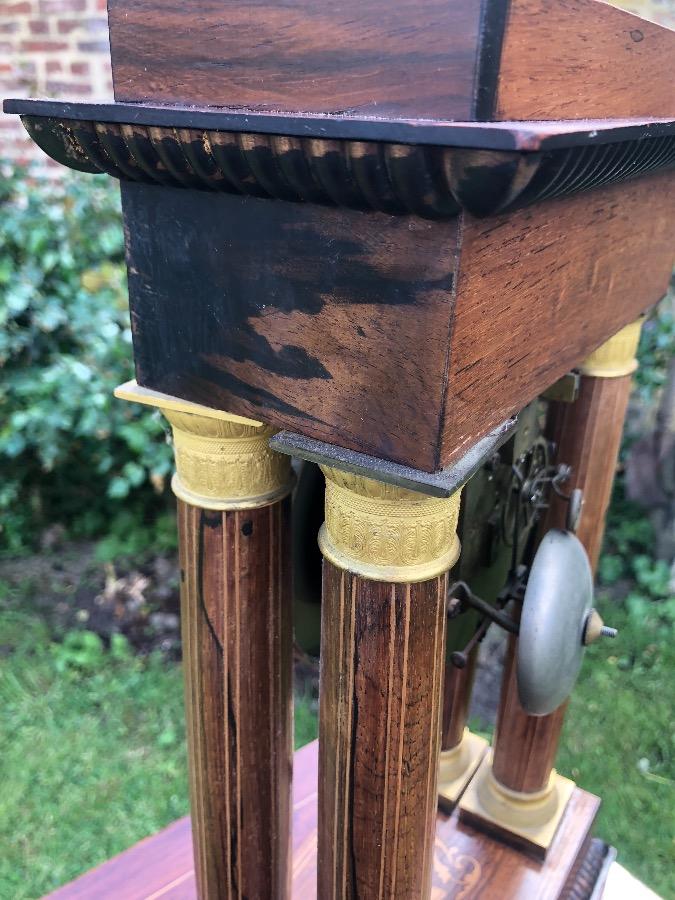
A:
<box><xmin>20</xmin><ymin>114</ymin><xmax>675</xmax><ymax>219</ymax></box>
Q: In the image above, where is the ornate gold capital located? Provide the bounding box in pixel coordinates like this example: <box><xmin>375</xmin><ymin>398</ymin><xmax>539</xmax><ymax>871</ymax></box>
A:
<box><xmin>165</xmin><ymin>410</ymin><xmax>292</xmax><ymax>510</ymax></box>
<box><xmin>579</xmin><ymin>317</ymin><xmax>643</xmax><ymax>378</ymax></box>
<box><xmin>114</xmin><ymin>380</ymin><xmax>293</xmax><ymax>510</ymax></box>
<box><xmin>318</xmin><ymin>466</ymin><xmax>462</xmax><ymax>583</ymax></box>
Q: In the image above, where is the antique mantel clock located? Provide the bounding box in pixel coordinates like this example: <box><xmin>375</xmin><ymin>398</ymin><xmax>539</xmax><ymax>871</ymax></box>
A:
<box><xmin>5</xmin><ymin>0</ymin><xmax>675</xmax><ymax>896</ymax></box>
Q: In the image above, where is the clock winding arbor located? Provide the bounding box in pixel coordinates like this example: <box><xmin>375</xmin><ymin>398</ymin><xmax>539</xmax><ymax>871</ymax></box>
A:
<box><xmin>6</xmin><ymin>0</ymin><xmax>675</xmax><ymax>897</ymax></box>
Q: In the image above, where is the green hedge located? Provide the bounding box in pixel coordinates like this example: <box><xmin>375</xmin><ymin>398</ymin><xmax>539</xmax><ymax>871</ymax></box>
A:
<box><xmin>0</xmin><ymin>166</ymin><xmax>174</xmax><ymax>555</ymax></box>
<box><xmin>1</xmin><ymin>164</ymin><xmax>673</xmax><ymax>557</ymax></box>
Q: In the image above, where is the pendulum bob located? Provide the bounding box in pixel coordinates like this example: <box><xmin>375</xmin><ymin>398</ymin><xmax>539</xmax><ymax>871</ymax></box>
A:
<box><xmin>115</xmin><ymin>381</ymin><xmax>294</xmax><ymax>899</ymax></box>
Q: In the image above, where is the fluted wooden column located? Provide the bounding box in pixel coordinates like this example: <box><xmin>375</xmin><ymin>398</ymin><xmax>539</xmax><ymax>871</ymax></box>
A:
<box><xmin>316</xmin><ymin>466</ymin><xmax>462</xmax><ymax>899</ymax></box>
<box><xmin>115</xmin><ymin>382</ymin><xmax>294</xmax><ymax>899</ymax></box>
<box><xmin>460</xmin><ymin>318</ymin><xmax>642</xmax><ymax>855</ymax></box>
<box><xmin>437</xmin><ymin>640</ymin><xmax>488</xmax><ymax>808</ymax></box>
<box><xmin>544</xmin><ymin>317</ymin><xmax>644</xmax><ymax>568</ymax></box>
<box><xmin>491</xmin><ymin>635</ymin><xmax>567</xmax><ymax>795</ymax></box>
<box><xmin>441</xmin><ymin>645</ymin><xmax>478</xmax><ymax>753</ymax></box>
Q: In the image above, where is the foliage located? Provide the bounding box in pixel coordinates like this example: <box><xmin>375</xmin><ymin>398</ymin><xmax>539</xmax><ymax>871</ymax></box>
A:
<box><xmin>50</xmin><ymin>628</ymin><xmax>133</xmax><ymax>674</ymax></box>
<box><xmin>3</xmin><ymin>559</ymin><xmax>671</xmax><ymax>899</ymax></box>
<box><xmin>598</xmin><ymin>491</ymin><xmax>655</xmax><ymax>580</ymax></box>
<box><xmin>0</xmin><ymin>575</ymin><xmax>317</xmax><ymax>899</ymax></box>
<box><xmin>599</xmin><ymin>485</ymin><xmax>675</xmax><ymax>631</ymax></box>
<box><xmin>1</xmin><ymin>154</ymin><xmax>674</xmax><ymax>899</ymax></box>
<box><xmin>295</xmin><ymin>688</ymin><xmax>319</xmax><ymax>747</ymax></box>
<box><xmin>634</xmin><ymin>280</ymin><xmax>675</xmax><ymax>400</ymax></box>
<box><xmin>0</xmin><ymin>165</ymin><xmax>174</xmax><ymax>554</ymax></box>
<box><xmin>556</xmin><ymin>476</ymin><xmax>674</xmax><ymax>897</ymax></box>
<box><xmin>471</xmin><ymin>508</ymin><xmax>675</xmax><ymax>896</ymax></box>
<box><xmin>557</xmin><ymin>587</ymin><xmax>674</xmax><ymax>899</ymax></box>
<box><xmin>0</xmin><ymin>582</ymin><xmax>189</xmax><ymax>900</ymax></box>
<box><xmin>93</xmin><ymin>509</ymin><xmax>179</xmax><ymax>563</ymax></box>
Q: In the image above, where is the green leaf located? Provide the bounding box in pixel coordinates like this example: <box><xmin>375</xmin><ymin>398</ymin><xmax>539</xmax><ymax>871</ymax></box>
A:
<box><xmin>107</xmin><ymin>477</ymin><xmax>130</xmax><ymax>499</ymax></box>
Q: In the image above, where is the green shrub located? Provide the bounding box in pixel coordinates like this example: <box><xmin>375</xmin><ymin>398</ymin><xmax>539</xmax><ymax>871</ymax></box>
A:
<box><xmin>0</xmin><ymin>165</ymin><xmax>174</xmax><ymax>554</ymax></box>
<box><xmin>635</xmin><ymin>281</ymin><xmax>675</xmax><ymax>400</ymax></box>
<box><xmin>0</xmin><ymin>163</ymin><xmax>672</xmax><ymax>558</ymax></box>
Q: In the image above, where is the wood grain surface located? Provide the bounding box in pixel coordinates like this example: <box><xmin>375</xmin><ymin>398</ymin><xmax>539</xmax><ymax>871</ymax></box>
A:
<box><xmin>108</xmin><ymin>0</ymin><xmax>675</xmax><ymax>122</ymax></box>
<box><xmin>317</xmin><ymin>562</ymin><xmax>447</xmax><ymax>898</ymax></box>
<box><xmin>108</xmin><ymin>0</ymin><xmax>483</xmax><ymax>119</ymax></box>
<box><xmin>441</xmin><ymin>646</ymin><xmax>479</xmax><ymax>752</ymax></box>
<box><xmin>45</xmin><ymin>739</ymin><xmax>603</xmax><ymax>900</ymax></box>
<box><xmin>491</xmin><ymin>371</ymin><xmax>633</xmax><ymax>794</ymax></box>
<box><xmin>491</xmin><ymin>635</ymin><xmax>568</xmax><ymax>794</ymax></box>
<box><xmin>125</xmin><ymin>173</ymin><xmax>674</xmax><ymax>473</ymax></box>
<box><xmin>177</xmin><ymin>498</ymin><xmax>292</xmax><ymax>898</ymax></box>
<box><xmin>124</xmin><ymin>183</ymin><xmax>459</xmax><ymax>472</ymax></box>
<box><xmin>440</xmin><ymin>171</ymin><xmax>675</xmax><ymax>468</ymax></box>
<box><xmin>545</xmin><ymin>374</ymin><xmax>634</xmax><ymax>570</ymax></box>
<box><xmin>495</xmin><ymin>0</ymin><xmax>675</xmax><ymax>121</ymax></box>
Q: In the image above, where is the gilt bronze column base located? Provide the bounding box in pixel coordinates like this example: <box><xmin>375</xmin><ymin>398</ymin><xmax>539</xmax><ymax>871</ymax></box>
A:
<box><xmin>438</xmin><ymin>729</ymin><xmax>489</xmax><ymax>810</ymax></box>
<box><xmin>460</xmin><ymin>754</ymin><xmax>576</xmax><ymax>859</ymax></box>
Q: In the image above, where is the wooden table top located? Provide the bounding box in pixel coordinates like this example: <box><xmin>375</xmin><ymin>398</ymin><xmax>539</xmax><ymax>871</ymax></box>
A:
<box><xmin>45</xmin><ymin>739</ymin><xmax>610</xmax><ymax>900</ymax></box>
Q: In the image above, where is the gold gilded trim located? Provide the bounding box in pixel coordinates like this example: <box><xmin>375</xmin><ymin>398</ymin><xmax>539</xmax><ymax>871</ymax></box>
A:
<box><xmin>579</xmin><ymin>318</ymin><xmax>643</xmax><ymax>378</ymax></box>
<box><xmin>115</xmin><ymin>381</ymin><xmax>292</xmax><ymax>509</ymax></box>
<box><xmin>319</xmin><ymin>466</ymin><xmax>462</xmax><ymax>582</ymax></box>
<box><xmin>167</xmin><ymin>411</ymin><xmax>293</xmax><ymax>509</ymax></box>
<box><xmin>437</xmin><ymin>729</ymin><xmax>489</xmax><ymax>810</ymax></box>
<box><xmin>459</xmin><ymin>754</ymin><xmax>575</xmax><ymax>852</ymax></box>
<box><xmin>114</xmin><ymin>379</ymin><xmax>263</xmax><ymax>426</ymax></box>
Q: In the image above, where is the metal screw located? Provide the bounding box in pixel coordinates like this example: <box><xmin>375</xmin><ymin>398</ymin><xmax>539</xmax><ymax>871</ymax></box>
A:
<box><xmin>583</xmin><ymin>609</ymin><xmax>619</xmax><ymax>645</ymax></box>
<box><xmin>566</xmin><ymin>488</ymin><xmax>584</xmax><ymax>534</ymax></box>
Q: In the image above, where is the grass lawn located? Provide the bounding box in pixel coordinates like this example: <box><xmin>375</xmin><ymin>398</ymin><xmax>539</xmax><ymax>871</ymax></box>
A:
<box><xmin>557</xmin><ymin>588</ymin><xmax>675</xmax><ymax>898</ymax></box>
<box><xmin>467</xmin><ymin>586</ymin><xmax>675</xmax><ymax>898</ymax></box>
<box><xmin>0</xmin><ymin>604</ymin><xmax>188</xmax><ymax>900</ymax></box>
<box><xmin>0</xmin><ymin>579</ymin><xmax>318</xmax><ymax>900</ymax></box>
<box><xmin>1</xmin><ymin>572</ymin><xmax>671</xmax><ymax>899</ymax></box>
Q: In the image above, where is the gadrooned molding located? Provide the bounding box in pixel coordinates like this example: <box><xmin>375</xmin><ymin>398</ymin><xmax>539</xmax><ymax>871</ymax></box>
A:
<box><xmin>17</xmin><ymin>110</ymin><xmax>675</xmax><ymax>219</ymax></box>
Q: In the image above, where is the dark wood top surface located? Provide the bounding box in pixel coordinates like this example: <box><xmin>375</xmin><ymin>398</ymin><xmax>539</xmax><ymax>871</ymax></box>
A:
<box><xmin>5</xmin><ymin>98</ymin><xmax>675</xmax><ymax>151</ymax></box>
<box><xmin>104</xmin><ymin>0</ymin><xmax>675</xmax><ymax>124</ymax></box>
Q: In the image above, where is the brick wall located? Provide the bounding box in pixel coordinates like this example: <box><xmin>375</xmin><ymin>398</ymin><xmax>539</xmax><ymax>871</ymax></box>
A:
<box><xmin>0</xmin><ymin>0</ymin><xmax>112</xmax><ymax>165</ymax></box>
